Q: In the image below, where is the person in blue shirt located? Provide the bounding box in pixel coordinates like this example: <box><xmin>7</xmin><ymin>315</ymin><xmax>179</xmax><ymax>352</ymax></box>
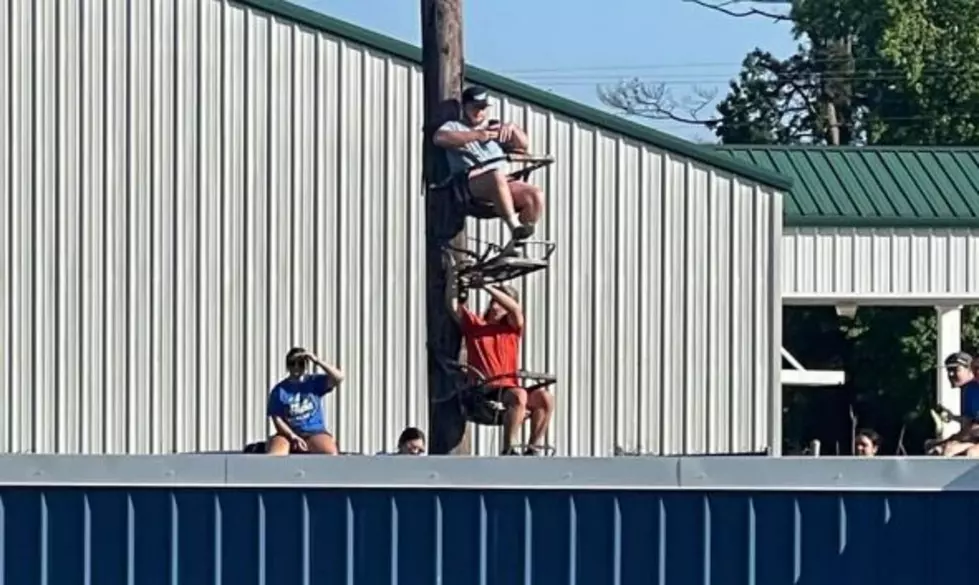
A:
<box><xmin>265</xmin><ymin>347</ymin><xmax>345</xmax><ymax>455</ymax></box>
<box><xmin>927</xmin><ymin>351</ymin><xmax>979</xmax><ymax>456</ymax></box>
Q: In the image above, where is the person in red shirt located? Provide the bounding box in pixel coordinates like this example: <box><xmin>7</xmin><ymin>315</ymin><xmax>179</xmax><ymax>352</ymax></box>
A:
<box><xmin>448</xmin><ymin>279</ymin><xmax>555</xmax><ymax>455</ymax></box>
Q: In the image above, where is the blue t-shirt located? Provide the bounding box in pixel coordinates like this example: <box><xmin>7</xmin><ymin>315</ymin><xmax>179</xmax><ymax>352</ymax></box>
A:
<box><xmin>962</xmin><ymin>380</ymin><xmax>979</xmax><ymax>420</ymax></box>
<box><xmin>266</xmin><ymin>373</ymin><xmax>337</xmax><ymax>434</ymax></box>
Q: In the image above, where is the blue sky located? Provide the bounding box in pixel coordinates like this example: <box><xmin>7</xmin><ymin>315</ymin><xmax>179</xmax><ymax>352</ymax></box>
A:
<box><xmin>295</xmin><ymin>0</ymin><xmax>798</xmax><ymax>142</ymax></box>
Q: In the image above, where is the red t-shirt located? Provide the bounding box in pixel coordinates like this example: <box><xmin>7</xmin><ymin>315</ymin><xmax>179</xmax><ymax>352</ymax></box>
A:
<box><xmin>458</xmin><ymin>307</ymin><xmax>522</xmax><ymax>388</ymax></box>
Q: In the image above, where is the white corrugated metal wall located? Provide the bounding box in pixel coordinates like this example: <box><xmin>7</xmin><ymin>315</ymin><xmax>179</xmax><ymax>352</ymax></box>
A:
<box><xmin>783</xmin><ymin>227</ymin><xmax>979</xmax><ymax>299</ymax></box>
<box><xmin>0</xmin><ymin>0</ymin><xmax>783</xmax><ymax>456</ymax></box>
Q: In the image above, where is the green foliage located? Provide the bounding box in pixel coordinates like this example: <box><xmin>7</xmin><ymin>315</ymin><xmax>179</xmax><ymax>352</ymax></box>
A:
<box><xmin>711</xmin><ymin>0</ymin><xmax>979</xmax><ymax>146</ymax></box>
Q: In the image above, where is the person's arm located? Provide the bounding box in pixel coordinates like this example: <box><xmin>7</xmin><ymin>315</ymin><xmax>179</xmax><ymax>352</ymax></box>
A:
<box><xmin>267</xmin><ymin>392</ymin><xmax>299</xmax><ymax>440</ymax></box>
<box><xmin>500</xmin><ymin>123</ymin><xmax>529</xmax><ymax>153</ymax></box>
<box><xmin>433</xmin><ymin>120</ymin><xmax>496</xmax><ymax>149</ymax></box>
<box><xmin>485</xmin><ymin>284</ymin><xmax>524</xmax><ymax>330</ymax></box>
<box><xmin>304</xmin><ymin>352</ymin><xmax>345</xmax><ymax>392</ymax></box>
<box><xmin>271</xmin><ymin>416</ymin><xmax>298</xmax><ymax>440</ymax></box>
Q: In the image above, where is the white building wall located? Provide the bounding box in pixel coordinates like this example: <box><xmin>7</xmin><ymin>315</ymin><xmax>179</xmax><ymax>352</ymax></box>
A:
<box><xmin>783</xmin><ymin>227</ymin><xmax>979</xmax><ymax>301</ymax></box>
<box><xmin>0</xmin><ymin>0</ymin><xmax>783</xmax><ymax>456</ymax></box>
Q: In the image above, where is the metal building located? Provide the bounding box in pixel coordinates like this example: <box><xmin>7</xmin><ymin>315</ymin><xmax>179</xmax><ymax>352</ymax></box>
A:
<box><xmin>718</xmin><ymin>146</ymin><xmax>979</xmax><ymax>428</ymax></box>
<box><xmin>0</xmin><ymin>0</ymin><xmax>787</xmax><ymax>456</ymax></box>
<box><xmin>0</xmin><ymin>455</ymin><xmax>977</xmax><ymax>584</ymax></box>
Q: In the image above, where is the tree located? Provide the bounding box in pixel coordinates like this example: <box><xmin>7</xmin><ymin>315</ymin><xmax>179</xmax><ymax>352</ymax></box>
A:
<box><xmin>601</xmin><ymin>0</ymin><xmax>979</xmax><ymax>453</ymax></box>
<box><xmin>601</xmin><ymin>0</ymin><xmax>979</xmax><ymax>147</ymax></box>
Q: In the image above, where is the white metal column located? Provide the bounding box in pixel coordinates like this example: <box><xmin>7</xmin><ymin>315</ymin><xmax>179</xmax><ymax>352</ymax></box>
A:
<box><xmin>936</xmin><ymin>305</ymin><xmax>963</xmax><ymax>438</ymax></box>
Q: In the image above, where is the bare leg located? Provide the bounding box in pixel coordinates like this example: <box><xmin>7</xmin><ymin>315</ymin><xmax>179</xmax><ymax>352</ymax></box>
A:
<box><xmin>939</xmin><ymin>439</ymin><xmax>974</xmax><ymax>456</ymax></box>
<box><xmin>469</xmin><ymin>170</ymin><xmax>534</xmax><ymax>239</ymax></box>
<box><xmin>306</xmin><ymin>433</ymin><xmax>339</xmax><ymax>455</ymax></box>
<box><xmin>508</xmin><ymin>180</ymin><xmax>544</xmax><ymax>225</ymax></box>
<box><xmin>526</xmin><ymin>389</ymin><xmax>555</xmax><ymax>447</ymax></box>
<box><xmin>266</xmin><ymin>434</ymin><xmax>291</xmax><ymax>456</ymax></box>
<box><xmin>502</xmin><ymin>387</ymin><xmax>529</xmax><ymax>453</ymax></box>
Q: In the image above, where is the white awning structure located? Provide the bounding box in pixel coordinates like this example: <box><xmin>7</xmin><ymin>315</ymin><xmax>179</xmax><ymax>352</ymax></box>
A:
<box><xmin>781</xmin><ymin>347</ymin><xmax>845</xmax><ymax>386</ymax></box>
<box><xmin>782</xmin><ymin>226</ymin><xmax>979</xmax><ymax>420</ymax></box>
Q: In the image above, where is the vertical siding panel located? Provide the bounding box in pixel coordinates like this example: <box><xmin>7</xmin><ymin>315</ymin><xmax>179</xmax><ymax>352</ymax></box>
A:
<box><xmin>361</xmin><ymin>52</ymin><xmax>386</xmax><ymax>451</ymax></box>
<box><xmin>223</xmin><ymin>3</ymin><xmax>247</xmax><ymax>448</ymax></box>
<box><xmin>592</xmin><ymin>134</ymin><xmax>616</xmax><ymax>455</ymax></box>
<box><xmin>665</xmin><ymin>158</ymin><xmax>687</xmax><ymax>453</ymax></box>
<box><xmin>56</xmin><ymin>0</ymin><xmax>83</xmax><ymax>454</ymax></box>
<box><xmin>546</xmin><ymin>117</ymin><xmax>572</xmax><ymax>456</ymax></box>
<box><xmin>708</xmin><ymin>174</ymin><xmax>731</xmax><ymax>452</ymax></box>
<box><xmin>35</xmin><ymin>0</ymin><xmax>58</xmax><ymax>454</ymax></box>
<box><xmin>173</xmin><ymin>0</ymin><xmax>199</xmax><ymax>452</ymax></box>
<box><xmin>292</xmin><ymin>27</ymin><xmax>317</xmax><ymax>385</ymax></box>
<box><xmin>267</xmin><ymin>18</ymin><xmax>292</xmax><ymax>430</ymax></box>
<box><xmin>569</xmin><ymin>126</ymin><xmax>596</xmax><ymax>456</ymax></box>
<box><xmin>730</xmin><ymin>184</ymin><xmax>750</xmax><ymax>450</ymax></box>
<box><xmin>314</xmin><ymin>34</ymin><xmax>342</xmax><ymax>446</ymax></box>
<box><xmin>615</xmin><ymin>142</ymin><xmax>640</xmax><ymax>454</ymax></box>
<box><xmin>685</xmin><ymin>167</ymin><xmax>709</xmax><ymax>454</ymax></box>
<box><xmin>129</xmin><ymin>0</ymin><xmax>152</xmax><ymax>454</ymax></box>
<box><xmin>105</xmin><ymin>0</ymin><xmax>130</xmax><ymax>454</ymax></box>
<box><xmin>79</xmin><ymin>0</ymin><xmax>106</xmax><ymax>454</ymax></box>
<box><xmin>337</xmin><ymin>43</ymin><xmax>364</xmax><ymax>451</ymax></box>
<box><xmin>0</xmin><ymin>0</ymin><xmax>9</xmax><ymax>453</ymax></box>
<box><xmin>243</xmin><ymin>7</ymin><xmax>272</xmax><ymax>447</ymax></box>
<box><xmin>152</xmin><ymin>0</ymin><xmax>177</xmax><ymax>453</ymax></box>
<box><xmin>199</xmin><ymin>0</ymin><xmax>224</xmax><ymax>450</ymax></box>
<box><xmin>9</xmin><ymin>0</ymin><xmax>33</xmax><ymax>452</ymax></box>
<box><xmin>642</xmin><ymin>149</ymin><xmax>664</xmax><ymax>454</ymax></box>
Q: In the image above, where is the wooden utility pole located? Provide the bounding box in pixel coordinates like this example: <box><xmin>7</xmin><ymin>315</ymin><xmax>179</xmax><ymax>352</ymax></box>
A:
<box><xmin>421</xmin><ymin>0</ymin><xmax>471</xmax><ymax>454</ymax></box>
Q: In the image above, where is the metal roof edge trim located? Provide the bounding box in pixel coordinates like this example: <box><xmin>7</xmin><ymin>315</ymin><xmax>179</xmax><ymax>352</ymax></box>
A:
<box><xmin>716</xmin><ymin>144</ymin><xmax>979</xmax><ymax>153</ymax></box>
<box><xmin>785</xmin><ymin>216</ymin><xmax>979</xmax><ymax>229</ymax></box>
<box><xmin>232</xmin><ymin>0</ymin><xmax>793</xmax><ymax>191</ymax></box>
<box><xmin>1</xmin><ymin>455</ymin><xmax>979</xmax><ymax>491</ymax></box>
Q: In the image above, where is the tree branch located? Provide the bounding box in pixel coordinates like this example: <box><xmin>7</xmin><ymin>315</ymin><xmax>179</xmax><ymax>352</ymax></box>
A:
<box><xmin>597</xmin><ymin>80</ymin><xmax>720</xmax><ymax>126</ymax></box>
<box><xmin>683</xmin><ymin>0</ymin><xmax>791</xmax><ymax>22</ymax></box>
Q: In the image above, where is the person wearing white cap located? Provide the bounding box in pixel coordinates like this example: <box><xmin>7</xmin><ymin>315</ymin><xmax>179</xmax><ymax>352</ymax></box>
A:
<box><xmin>433</xmin><ymin>85</ymin><xmax>544</xmax><ymax>241</ymax></box>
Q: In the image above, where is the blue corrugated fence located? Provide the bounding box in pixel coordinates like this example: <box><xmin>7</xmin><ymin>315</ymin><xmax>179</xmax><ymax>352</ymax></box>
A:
<box><xmin>1</xmin><ymin>486</ymin><xmax>974</xmax><ymax>585</ymax></box>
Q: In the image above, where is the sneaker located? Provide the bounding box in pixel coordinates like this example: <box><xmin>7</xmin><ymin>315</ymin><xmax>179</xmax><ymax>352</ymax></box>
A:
<box><xmin>511</xmin><ymin>223</ymin><xmax>535</xmax><ymax>240</ymax></box>
<box><xmin>501</xmin><ymin>447</ymin><xmax>522</xmax><ymax>456</ymax></box>
<box><xmin>523</xmin><ymin>445</ymin><xmax>544</xmax><ymax>456</ymax></box>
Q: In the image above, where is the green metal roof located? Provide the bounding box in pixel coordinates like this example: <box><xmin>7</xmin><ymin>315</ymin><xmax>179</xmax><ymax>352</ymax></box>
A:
<box><xmin>235</xmin><ymin>0</ymin><xmax>791</xmax><ymax>191</ymax></box>
<box><xmin>715</xmin><ymin>146</ymin><xmax>979</xmax><ymax>228</ymax></box>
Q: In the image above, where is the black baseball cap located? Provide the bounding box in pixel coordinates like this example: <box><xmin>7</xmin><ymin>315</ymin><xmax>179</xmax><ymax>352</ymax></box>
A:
<box><xmin>944</xmin><ymin>351</ymin><xmax>972</xmax><ymax>369</ymax></box>
<box><xmin>462</xmin><ymin>86</ymin><xmax>490</xmax><ymax>107</ymax></box>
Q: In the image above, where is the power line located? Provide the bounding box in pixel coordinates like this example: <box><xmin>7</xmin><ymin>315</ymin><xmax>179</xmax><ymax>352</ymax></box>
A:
<box><xmin>514</xmin><ymin>69</ymin><xmax>979</xmax><ymax>86</ymax></box>
<box><xmin>496</xmin><ymin>55</ymin><xmax>974</xmax><ymax>76</ymax></box>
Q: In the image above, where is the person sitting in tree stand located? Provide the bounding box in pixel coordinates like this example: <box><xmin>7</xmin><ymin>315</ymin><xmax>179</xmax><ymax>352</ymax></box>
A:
<box><xmin>433</xmin><ymin>85</ymin><xmax>545</xmax><ymax>243</ymax></box>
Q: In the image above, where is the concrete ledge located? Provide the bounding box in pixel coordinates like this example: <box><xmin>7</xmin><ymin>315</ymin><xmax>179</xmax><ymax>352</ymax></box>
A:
<box><xmin>0</xmin><ymin>454</ymin><xmax>977</xmax><ymax>491</ymax></box>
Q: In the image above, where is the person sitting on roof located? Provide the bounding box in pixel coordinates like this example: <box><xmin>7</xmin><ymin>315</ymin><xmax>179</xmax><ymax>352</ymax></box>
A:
<box><xmin>265</xmin><ymin>347</ymin><xmax>345</xmax><ymax>455</ymax></box>
<box><xmin>926</xmin><ymin>352</ymin><xmax>979</xmax><ymax>456</ymax></box>
<box><xmin>395</xmin><ymin>427</ymin><xmax>427</xmax><ymax>455</ymax></box>
<box><xmin>447</xmin><ymin>276</ymin><xmax>555</xmax><ymax>456</ymax></box>
<box><xmin>432</xmin><ymin>85</ymin><xmax>544</xmax><ymax>241</ymax></box>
